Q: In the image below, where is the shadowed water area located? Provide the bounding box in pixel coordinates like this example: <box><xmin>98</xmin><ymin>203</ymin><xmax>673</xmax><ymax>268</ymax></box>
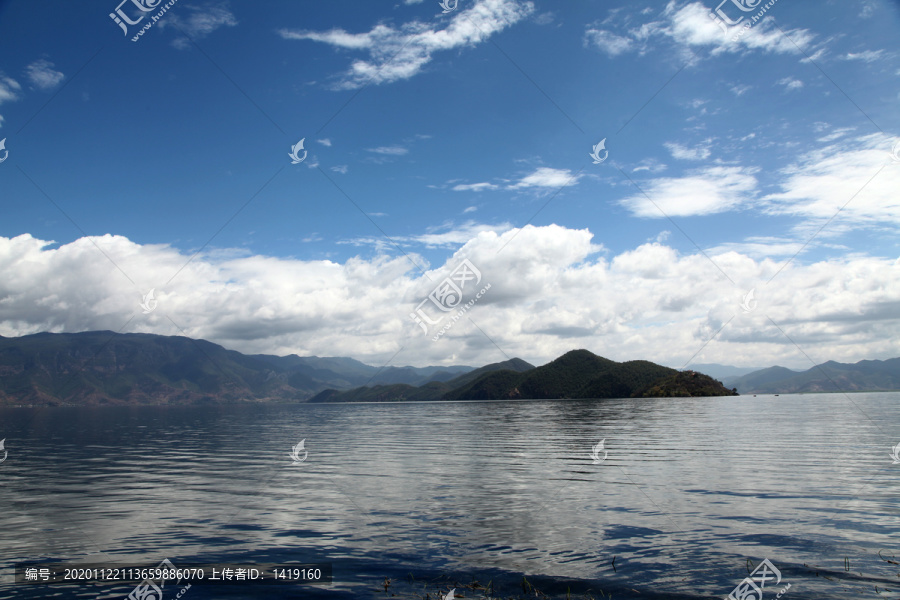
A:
<box><xmin>1</xmin><ymin>393</ymin><xmax>898</xmax><ymax>599</ymax></box>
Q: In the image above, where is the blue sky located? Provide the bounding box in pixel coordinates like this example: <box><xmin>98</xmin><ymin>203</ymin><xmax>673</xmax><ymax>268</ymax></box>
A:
<box><xmin>0</xmin><ymin>0</ymin><xmax>898</xmax><ymax>369</ymax></box>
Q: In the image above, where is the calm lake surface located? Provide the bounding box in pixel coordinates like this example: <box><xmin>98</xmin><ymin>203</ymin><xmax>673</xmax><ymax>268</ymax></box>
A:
<box><xmin>1</xmin><ymin>393</ymin><xmax>899</xmax><ymax>599</ymax></box>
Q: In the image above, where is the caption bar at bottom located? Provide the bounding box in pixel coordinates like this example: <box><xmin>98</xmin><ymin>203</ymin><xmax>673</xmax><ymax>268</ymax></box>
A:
<box><xmin>14</xmin><ymin>563</ymin><xmax>332</xmax><ymax>585</ymax></box>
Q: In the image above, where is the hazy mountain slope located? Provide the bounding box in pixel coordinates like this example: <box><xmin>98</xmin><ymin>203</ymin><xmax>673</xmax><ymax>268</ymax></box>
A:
<box><xmin>0</xmin><ymin>331</ymin><xmax>475</xmax><ymax>406</ymax></box>
<box><xmin>729</xmin><ymin>359</ymin><xmax>900</xmax><ymax>394</ymax></box>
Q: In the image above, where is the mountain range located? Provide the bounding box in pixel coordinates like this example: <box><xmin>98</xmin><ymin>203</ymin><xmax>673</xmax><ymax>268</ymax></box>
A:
<box><xmin>0</xmin><ymin>331</ymin><xmax>895</xmax><ymax>406</ymax></box>
<box><xmin>721</xmin><ymin>359</ymin><xmax>900</xmax><ymax>394</ymax></box>
<box><xmin>0</xmin><ymin>331</ymin><xmax>473</xmax><ymax>406</ymax></box>
<box><xmin>0</xmin><ymin>332</ymin><xmax>737</xmax><ymax>406</ymax></box>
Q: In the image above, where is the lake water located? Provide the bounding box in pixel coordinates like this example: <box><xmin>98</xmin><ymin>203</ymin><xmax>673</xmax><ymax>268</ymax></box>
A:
<box><xmin>1</xmin><ymin>393</ymin><xmax>899</xmax><ymax>600</ymax></box>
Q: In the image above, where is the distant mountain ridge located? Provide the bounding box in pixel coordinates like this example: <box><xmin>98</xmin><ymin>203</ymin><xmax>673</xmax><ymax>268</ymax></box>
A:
<box><xmin>726</xmin><ymin>358</ymin><xmax>900</xmax><ymax>394</ymax></box>
<box><xmin>313</xmin><ymin>349</ymin><xmax>738</xmax><ymax>402</ymax></box>
<box><xmin>0</xmin><ymin>331</ymin><xmax>475</xmax><ymax>406</ymax></box>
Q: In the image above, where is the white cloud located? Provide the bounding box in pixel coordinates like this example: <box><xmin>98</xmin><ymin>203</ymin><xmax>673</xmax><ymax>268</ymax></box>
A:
<box><xmin>344</xmin><ymin>220</ymin><xmax>515</xmax><ymax>249</ymax></box>
<box><xmin>619</xmin><ymin>166</ymin><xmax>758</xmax><ymax>218</ymax></box>
<box><xmin>633</xmin><ymin>158</ymin><xmax>667</xmax><ymax>173</ymax></box>
<box><xmin>330</xmin><ymin>165</ymin><xmax>348</xmax><ymax>174</ymax></box>
<box><xmin>730</xmin><ymin>84</ymin><xmax>751</xmax><ymax>96</ymax></box>
<box><xmin>664</xmin><ymin>140</ymin><xmax>711</xmax><ymax>161</ymax></box>
<box><xmin>584</xmin><ymin>28</ymin><xmax>633</xmax><ymax>56</ymax></box>
<box><xmin>453</xmin><ymin>182</ymin><xmax>498</xmax><ymax>192</ymax></box>
<box><xmin>25</xmin><ymin>60</ymin><xmax>64</xmax><ymax>91</ymax></box>
<box><xmin>318</xmin><ymin>138</ymin><xmax>332</xmax><ymax>146</ymax></box>
<box><xmin>816</xmin><ymin>127</ymin><xmax>855</xmax><ymax>143</ymax></box>
<box><xmin>367</xmin><ymin>146</ymin><xmax>408</xmax><ymax>155</ymax></box>
<box><xmin>2</xmin><ymin>229</ymin><xmax>897</xmax><ymax>370</ymax></box>
<box><xmin>279</xmin><ymin>0</ymin><xmax>535</xmax><ymax>88</ymax></box>
<box><xmin>667</xmin><ymin>2</ymin><xmax>813</xmax><ymax>55</ymax></box>
<box><xmin>508</xmin><ymin>167</ymin><xmax>581</xmax><ymax>190</ymax></box>
<box><xmin>463</xmin><ymin>206</ymin><xmax>478</xmax><ymax>213</ymax></box>
<box><xmin>777</xmin><ymin>77</ymin><xmax>804</xmax><ymax>90</ymax></box>
<box><xmin>0</xmin><ymin>75</ymin><xmax>22</xmax><ymax>105</ymax></box>
<box><xmin>842</xmin><ymin>50</ymin><xmax>884</xmax><ymax>63</ymax></box>
<box><xmin>588</xmin><ymin>2</ymin><xmax>815</xmax><ymax>60</ymax></box>
<box><xmin>165</xmin><ymin>3</ymin><xmax>238</xmax><ymax>49</ymax></box>
<box><xmin>763</xmin><ymin>133</ymin><xmax>900</xmax><ymax>229</ymax></box>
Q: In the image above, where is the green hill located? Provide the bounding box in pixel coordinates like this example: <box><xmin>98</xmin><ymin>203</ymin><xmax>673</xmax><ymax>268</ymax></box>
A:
<box><xmin>637</xmin><ymin>370</ymin><xmax>739</xmax><ymax>397</ymax></box>
<box><xmin>309</xmin><ymin>358</ymin><xmax>535</xmax><ymax>402</ymax></box>
<box><xmin>443</xmin><ymin>350</ymin><xmax>733</xmax><ymax>400</ymax></box>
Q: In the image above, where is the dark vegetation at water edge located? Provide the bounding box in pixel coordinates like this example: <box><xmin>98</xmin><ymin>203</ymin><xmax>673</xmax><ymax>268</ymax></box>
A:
<box><xmin>313</xmin><ymin>350</ymin><xmax>738</xmax><ymax>402</ymax></box>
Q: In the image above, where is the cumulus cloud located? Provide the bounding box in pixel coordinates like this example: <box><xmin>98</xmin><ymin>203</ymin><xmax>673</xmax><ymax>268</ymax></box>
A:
<box><xmin>25</xmin><ymin>60</ymin><xmax>64</xmax><ymax>90</ymax></box>
<box><xmin>619</xmin><ymin>166</ymin><xmax>758</xmax><ymax>218</ymax></box>
<box><xmin>279</xmin><ymin>0</ymin><xmax>535</xmax><ymax>89</ymax></box>
<box><xmin>1</xmin><ymin>227</ymin><xmax>897</xmax><ymax>370</ymax></box>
